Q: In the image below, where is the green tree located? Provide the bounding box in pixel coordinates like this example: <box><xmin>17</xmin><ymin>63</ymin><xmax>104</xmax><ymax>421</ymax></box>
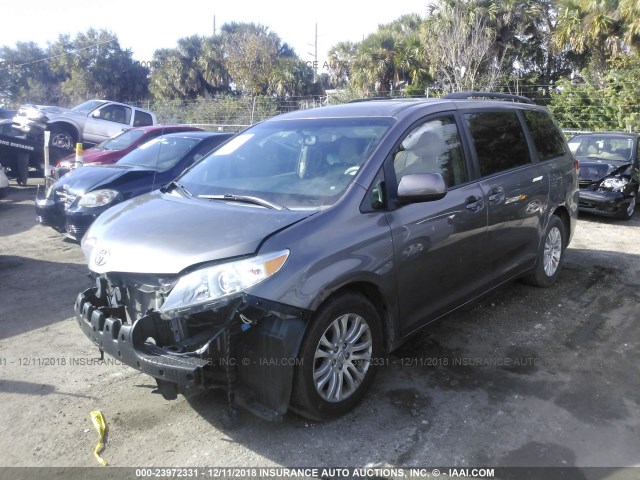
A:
<box><xmin>549</xmin><ymin>55</ymin><xmax>640</xmax><ymax>130</ymax></box>
<box><xmin>149</xmin><ymin>35</ymin><xmax>230</xmax><ymax>101</ymax></box>
<box><xmin>553</xmin><ymin>0</ymin><xmax>625</xmax><ymax>81</ymax></box>
<box><xmin>221</xmin><ymin>22</ymin><xmax>311</xmax><ymax>96</ymax></box>
<box><xmin>346</xmin><ymin>15</ymin><xmax>428</xmax><ymax>96</ymax></box>
<box><xmin>421</xmin><ymin>0</ymin><xmax>507</xmax><ymax>92</ymax></box>
<box><xmin>49</xmin><ymin>29</ymin><xmax>149</xmax><ymax>104</ymax></box>
<box><xmin>0</xmin><ymin>41</ymin><xmax>59</xmax><ymax>105</ymax></box>
<box><xmin>327</xmin><ymin>41</ymin><xmax>357</xmax><ymax>88</ymax></box>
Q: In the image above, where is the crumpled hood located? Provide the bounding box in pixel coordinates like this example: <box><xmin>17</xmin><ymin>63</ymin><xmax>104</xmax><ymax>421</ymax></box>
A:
<box><xmin>82</xmin><ymin>191</ymin><xmax>313</xmax><ymax>274</ymax></box>
<box><xmin>577</xmin><ymin>158</ymin><xmax>629</xmax><ymax>182</ymax></box>
<box><xmin>56</xmin><ymin>164</ymin><xmax>150</xmax><ymax>194</ymax></box>
<box><xmin>20</xmin><ymin>104</ymin><xmax>74</xmax><ymax>119</ymax></box>
<box><xmin>37</xmin><ymin>105</ymin><xmax>73</xmax><ymax>116</ymax></box>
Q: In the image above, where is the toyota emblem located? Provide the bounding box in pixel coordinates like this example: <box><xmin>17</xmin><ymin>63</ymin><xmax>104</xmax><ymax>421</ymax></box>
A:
<box><xmin>94</xmin><ymin>249</ymin><xmax>110</xmax><ymax>266</ymax></box>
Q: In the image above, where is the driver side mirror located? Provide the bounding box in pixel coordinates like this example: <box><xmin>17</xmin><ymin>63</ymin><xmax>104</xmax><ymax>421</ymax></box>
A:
<box><xmin>397</xmin><ymin>173</ymin><xmax>447</xmax><ymax>203</ymax></box>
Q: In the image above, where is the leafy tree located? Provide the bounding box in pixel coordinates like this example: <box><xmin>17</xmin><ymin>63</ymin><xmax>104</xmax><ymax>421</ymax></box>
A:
<box><xmin>0</xmin><ymin>42</ymin><xmax>60</xmax><ymax>105</ymax></box>
<box><xmin>327</xmin><ymin>41</ymin><xmax>357</xmax><ymax>88</ymax></box>
<box><xmin>221</xmin><ymin>22</ymin><xmax>312</xmax><ymax>96</ymax></box>
<box><xmin>346</xmin><ymin>15</ymin><xmax>429</xmax><ymax>96</ymax></box>
<box><xmin>422</xmin><ymin>0</ymin><xmax>507</xmax><ymax>92</ymax></box>
<box><xmin>553</xmin><ymin>0</ymin><xmax>625</xmax><ymax>81</ymax></box>
<box><xmin>149</xmin><ymin>35</ymin><xmax>230</xmax><ymax>100</ymax></box>
<box><xmin>1</xmin><ymin>29</ymin><xmax>149</xmax><ymax>106</ymax></box>
<box><xmin>549</xmin><ymin>55</ymin><xmax>640</xmax><ymax>130</ymax></box>
<box><xmin>52</xmin><ymin>29</ymin><xmax>149</xmax><ymax>104</ymax></box>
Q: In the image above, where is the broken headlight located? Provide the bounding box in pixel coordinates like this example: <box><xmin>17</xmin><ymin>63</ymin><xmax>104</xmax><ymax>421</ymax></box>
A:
<box><xmin>160</xmin><ymin>250</ymin><xmax>289</xmax><ymax>316</ymax></box>
<box><xmin>599</xmin><ymin>177</ymin><xmax>628</xmax><ymax>192</ymax></box>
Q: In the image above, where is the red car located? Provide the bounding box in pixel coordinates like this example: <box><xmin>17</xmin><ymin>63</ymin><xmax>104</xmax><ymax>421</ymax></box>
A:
<box><xmin>52</xmin><ymin>125</ymin><xmax>203</xmax><ymax>178</ymax></box>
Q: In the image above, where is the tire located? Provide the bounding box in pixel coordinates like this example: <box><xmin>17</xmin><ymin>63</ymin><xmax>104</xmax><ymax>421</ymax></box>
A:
<box><xmin>524</xmin><ymin>215</ymin><xmax>566</xmax><ymax>288</ymax></box>
<box><xmin>292</xmin><ymin>292</ymin><xmax>383</xmax><ymax>420</ymax></box>
<box><xmin>617</xmin><ymin>189</ymin><xmax>636</xmax><ymax>221</ymax></box>
<box><xmin>49</xmin><ymin>125</ymin><xmax>77</xmax><ymax>151</ymax></box>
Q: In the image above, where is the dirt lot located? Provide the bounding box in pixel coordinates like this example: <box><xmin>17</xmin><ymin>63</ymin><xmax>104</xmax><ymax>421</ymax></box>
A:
<box><xmin>0</xmin><ymin>178</ymin><xmax>639</xmax><ymax>476</ymax></box>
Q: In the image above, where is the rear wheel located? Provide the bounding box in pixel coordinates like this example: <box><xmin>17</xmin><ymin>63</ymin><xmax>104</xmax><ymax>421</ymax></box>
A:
<box><xmin>524</xmin><ymin>215</ymin><xmax>566</xmax><ymax>288</ymax></box>
<box><xmin>293</xmin><ymin>292</ymin><xmax>383</xmax><ymax>420</ymax></box>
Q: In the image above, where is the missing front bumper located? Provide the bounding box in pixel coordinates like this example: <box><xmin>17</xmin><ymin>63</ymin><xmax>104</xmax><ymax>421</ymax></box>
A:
<box><xmin>74</xmin><ymin>287</ymin><xmax>310</xmax><ymax>420</ymax></box>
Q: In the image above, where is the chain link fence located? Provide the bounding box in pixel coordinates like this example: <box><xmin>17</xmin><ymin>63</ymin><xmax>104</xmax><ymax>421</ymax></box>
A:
<box><xmin>131</xmin><ymin>96</ymin><xmax>332</xmax><ymax>132</ymax></box>
<box><xmin>131</xmin><ymin>87</ymin><xmax>640</xmax><ymax>133</ymax></box>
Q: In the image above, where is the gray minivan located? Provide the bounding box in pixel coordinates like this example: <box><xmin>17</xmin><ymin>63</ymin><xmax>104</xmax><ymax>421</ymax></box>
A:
<box><xmin>75</xmin><ymin>94</ymin><xmax>579</xmax><ymax>421</ymax></box>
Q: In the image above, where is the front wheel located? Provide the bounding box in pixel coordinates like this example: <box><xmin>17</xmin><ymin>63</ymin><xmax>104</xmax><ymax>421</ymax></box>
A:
<box><xmin>524</xmin><ymin>215</ymin><xmax>567</xmax><ymax>288</ymax></box>
<box><xmin>49</xmin><ymin>126</ymin><xmax>77</xmax><ymax>151</ymax></box>
<box><xmin>618</xmin><ymin>190</ymin><xmax>636</xmax><ymax>220</ymax></box>
<box><xmin>292</xmin><ymin>292</ymin><xmax>383</xmax><ymax>420</ymax></box>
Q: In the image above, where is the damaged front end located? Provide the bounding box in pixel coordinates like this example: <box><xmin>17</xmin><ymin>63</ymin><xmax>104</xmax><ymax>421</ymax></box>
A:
<box><xmin>578</xmin><ymin>162</ymin><xmax>638</xmax><ymax>218</ymax></box>
<box><xmin>74</xmin><ymin>265</ymin><xmax>310</xmax><ymax>421</ymax></box>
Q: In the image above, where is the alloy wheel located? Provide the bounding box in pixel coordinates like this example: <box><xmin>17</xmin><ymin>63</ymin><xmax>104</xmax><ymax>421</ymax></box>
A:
<box><xmin>313</xmin><ymin>313</ymin><xmax>372</xmax><ymax>403</ymax></box>
<box><xmin>543</xmin><ymin>226</ymin><xmax>562</xmax><ymax>277</ymax></box>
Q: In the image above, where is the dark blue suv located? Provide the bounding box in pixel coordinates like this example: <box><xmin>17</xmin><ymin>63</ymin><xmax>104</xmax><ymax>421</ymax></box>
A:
<box><xmin>74</xmin><ymin>94</ymin><xmax>578</xmax><ymax>421</ymax></box>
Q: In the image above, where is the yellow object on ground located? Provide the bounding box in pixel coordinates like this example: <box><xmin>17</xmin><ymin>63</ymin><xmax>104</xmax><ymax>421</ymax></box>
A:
<box><xmin>90</xmin><ymin>410</ymin><xmax>108</xmax><ymax>466</ymax></box>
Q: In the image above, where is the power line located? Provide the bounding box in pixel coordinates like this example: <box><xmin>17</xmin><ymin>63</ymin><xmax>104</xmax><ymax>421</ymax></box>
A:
<box><xmin>0</xmin><ymin>38</ymin><xmax>118</xmax><ymax>72</ymax></box>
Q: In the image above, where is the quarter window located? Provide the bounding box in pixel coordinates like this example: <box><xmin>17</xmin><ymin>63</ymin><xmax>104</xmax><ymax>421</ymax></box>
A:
<box><xmin>465</xmin><ymin>111</ymin><xmax>531</xmax><ymax>176</ymax></box>
<box><xmin>393</xmin><ymin>117</ymin><xmax>468</xmax><ymax>188</ymax></box>
<box><xmin>524</xmin><ymin>110</ymin><xmax>566</xmax><ymax>160</ymax></box>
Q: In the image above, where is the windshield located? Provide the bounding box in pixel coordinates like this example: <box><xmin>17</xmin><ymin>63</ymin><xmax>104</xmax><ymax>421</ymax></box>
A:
<box><xmin>97</xmin><ymin>129</ymin><xmax>146</xmax><ymax>151</ymax></box>
<box><xmin>72</xmin><ymin>100</ymin><xmax>107</xmax><ymax>114</ymax></box>
<box><xmin>118</xmin><ymin>136</ymin><xmax>200</xmax><ymax>171</ymax></box>
<box><xmin>177</xmin><ymin>118</ymin><xmax>392</xmax><ymax>209</ymax></box>
<box><xmin>568</xmin><ymin>134</ymin><xmax>635</xmax><ymax>163</ymax></box>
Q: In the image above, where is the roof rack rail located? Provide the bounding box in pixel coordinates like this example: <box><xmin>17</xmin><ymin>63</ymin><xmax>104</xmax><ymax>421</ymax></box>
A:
<box><xmin>347</xmin><ymin>97</ymin><xmax>395</xmax><ymax>103</ymax></box>
<box><xmin>442</xmin><ymin>92</ymin><xmax>535</xmax><ymax>105</ymax></box>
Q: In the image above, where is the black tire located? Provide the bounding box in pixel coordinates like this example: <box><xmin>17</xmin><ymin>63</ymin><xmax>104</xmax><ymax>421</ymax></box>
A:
<box><xmin>49</xmin><ymin>125</ymin><xmax>77</xmax><ymax>151</ymax></box>
<box><xmin>524</xmin><ymin>215</ymin><xmax>567</xmax><ymax>288</ymax></box>
<box><xmin>617</xmin><ymin>189</ymin><xmax>636</xmax><ymax>220</ymax></box>
<box><xmin>292</xmin><ymin>292</ymin><xmax>383</xmax><ymax>420</ymax></box>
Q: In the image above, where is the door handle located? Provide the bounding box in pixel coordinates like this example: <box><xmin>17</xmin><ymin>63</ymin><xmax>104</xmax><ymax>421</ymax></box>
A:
<box><xmin>488</xmin><ymin>187</ymin><xmax>505</xmax><ymax>204</ymax></box>
<box><xmin>466</xmin><ymin>196</ymin><xmax>484</xmax><ymax>213</ymax></box>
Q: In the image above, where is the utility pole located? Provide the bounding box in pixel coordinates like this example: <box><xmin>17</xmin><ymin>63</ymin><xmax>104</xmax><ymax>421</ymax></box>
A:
<box><xmin>307</xmin><ymin>23</ymin><xmax>319</xmax><ymax>83</ymax></box>
<box><xmin>213</xmin><ymin>15</ymin><xmax>216</xmax><ymax>35</ymax></box>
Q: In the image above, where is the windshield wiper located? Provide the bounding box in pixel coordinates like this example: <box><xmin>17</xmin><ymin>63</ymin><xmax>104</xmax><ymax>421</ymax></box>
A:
<box><xmin>162</xmin><ymin>180</ymin><xmax>192</xmax><ymax>197</ymax></box>
<box><xmin>198</xmin><ymin>193</ymin><xmax>287</xmax><ymax>210</ymax></box>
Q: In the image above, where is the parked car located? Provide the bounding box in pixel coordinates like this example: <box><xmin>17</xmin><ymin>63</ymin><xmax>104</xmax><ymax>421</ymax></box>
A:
<box><xmin>35</xmin><ymin>131</ymin><xmax>234</xmax><ymax>240</ymax></box>
<box><xmin>0</xmin><ymin>163</ymin><xmax>9</xmax><ymax>197</ymax></box>
<box><xmin>52</xmin><ymin>125</ymin><xmax>204</xmax><ymax>178</ymax></box>
<box><xmin>568</xmin><ymin>132</ymin><xmax>639</xmax><ymax>220</ymax></box>
<box><xmin>75</xmin><ymin>94</ymin><xmax>578</xmax><ymax>422</ymax></box>
<box><xmin>0</xmin><ymin>118</ymin><xmax>13</xmax><ymax>135</ymax></box>
<box><xmin>13</xmin><ymin>99</ymin><xmax>156</xmax><ymax>150</ymax></box>
<box><xmin>0</xmin><ymin>108</ymin><xmax>17</xmax><ymax>120</ymax></box>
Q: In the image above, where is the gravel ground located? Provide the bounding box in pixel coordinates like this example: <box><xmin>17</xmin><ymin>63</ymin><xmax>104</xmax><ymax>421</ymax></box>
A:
<box><xmin>0</xmin><ymin>178</ymin><xmax>638</xmax><ymax>478</ymax></box>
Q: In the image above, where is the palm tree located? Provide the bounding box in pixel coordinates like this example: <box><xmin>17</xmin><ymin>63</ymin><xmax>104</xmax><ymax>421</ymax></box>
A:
<box><xmin>553</xmin><ymin>0</ymin><xmax>625</xmax><ymax>77</ymax></box>
<box><xmin>327</xmin><ymin>41</ymin><xmax>357</xmax><ymax>87</ymax></box>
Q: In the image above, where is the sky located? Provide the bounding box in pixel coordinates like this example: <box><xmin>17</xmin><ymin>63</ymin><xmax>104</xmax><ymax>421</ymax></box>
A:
<box><xmin>0</xmin><ymin>0</ymin><xmax>432</xmax><ymax>69</ymax></box>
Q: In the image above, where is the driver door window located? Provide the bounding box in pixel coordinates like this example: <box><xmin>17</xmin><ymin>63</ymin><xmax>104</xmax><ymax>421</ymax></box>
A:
<box><xmin>97</xmin><ymin>105</ymin><xmax>131</xmax><ymax>125</ymax></box>
<box><xmin>393</xmin><ymin>117</ymin><xmax>468</xmax><ymax>188</ymax></box>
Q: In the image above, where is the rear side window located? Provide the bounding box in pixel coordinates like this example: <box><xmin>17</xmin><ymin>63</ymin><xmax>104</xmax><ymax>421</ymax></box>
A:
<box><xmin>465</xmin><ymin>111</ymin><xmax>531</xmax><ymax>176</ymax></box>
<box><xmin>524</xmin><ymin>111</ymin><xmax>566</xmax><ymax>160</ymax></box>
<box><xmin>134</xmin><ymin>111</ymin><xmax>153</xmax><ymax>127</ymax></box>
